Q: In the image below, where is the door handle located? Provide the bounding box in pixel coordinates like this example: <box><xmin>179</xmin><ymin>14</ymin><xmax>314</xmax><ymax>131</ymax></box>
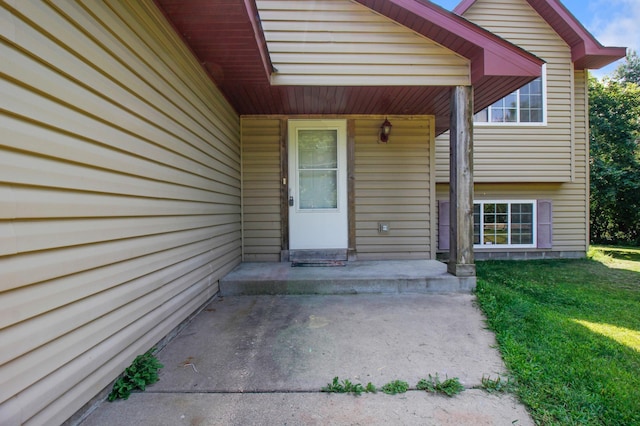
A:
<box><xmin>289</xmin><ymin>196</ymin><xmax>294</xmax><ymax>206</ymax></box>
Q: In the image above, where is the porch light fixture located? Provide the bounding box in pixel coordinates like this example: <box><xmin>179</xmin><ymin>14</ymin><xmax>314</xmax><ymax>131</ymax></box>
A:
<box><xmin>379</xmin><ymin>118</ymin><xmax>392</xmax><ymax>143</ymax></box>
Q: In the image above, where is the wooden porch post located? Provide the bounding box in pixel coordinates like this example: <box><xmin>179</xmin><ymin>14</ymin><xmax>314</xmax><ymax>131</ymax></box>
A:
<box><xmin>448</xmin><ymin>86</ymin><xmax>476</xmax><ymax>277</ymax></box>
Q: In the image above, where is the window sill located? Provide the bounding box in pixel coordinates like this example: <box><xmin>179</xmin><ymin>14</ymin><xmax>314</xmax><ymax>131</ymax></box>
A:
<box><xmin>474</xmin><ymin>245</ymin><xmax>537</xmax><ymax>249</ymax></box>
<box><xmin>473</xmin><ymin>122</ymin><xmax>547</xmax><ymax>127</ymax></box>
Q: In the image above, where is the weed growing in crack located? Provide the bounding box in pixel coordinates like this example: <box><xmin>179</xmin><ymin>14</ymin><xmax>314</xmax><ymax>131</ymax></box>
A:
<box><xmin>321</xmin><ymin>377</ymin><xmax>376</xmax><ymax>396</ymax></box>
<box><xmin>381</xmin><ymin>380</ymin><xmax>409</xmax><ymax>395</ymax></box>
<box><xmin>416</xmin><ymin>374</ymin><xmax>464</xmax><ymax>397</ymax></box>
<box><xmin>108</xmin><ymin>349</ymin><xmax>164</xmax><ymax>401</ymax></box>
<box><xmin>480</xmin><ymin>374</ymin><xmax>514</xmax><ymax>393</ymax></box>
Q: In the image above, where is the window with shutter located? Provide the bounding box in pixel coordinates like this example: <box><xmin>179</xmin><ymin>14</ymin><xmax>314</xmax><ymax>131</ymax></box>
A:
<box><xmin>438</xmin><ymin>199</ymin><xmax>552</xmax><ymax>250</ymax></box>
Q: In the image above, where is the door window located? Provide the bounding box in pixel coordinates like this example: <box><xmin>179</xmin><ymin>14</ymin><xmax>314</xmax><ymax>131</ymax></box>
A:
<box><xmin>297</xmin><ymin>129</ymin><xmax>338</xmax><ymax>209</ymax></box>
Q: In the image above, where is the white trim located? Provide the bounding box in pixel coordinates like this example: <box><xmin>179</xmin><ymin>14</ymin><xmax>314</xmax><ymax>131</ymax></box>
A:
<box><xmin>474</xmin><ymin>65</ymin><xmax>547</xmax><ymax>127</ymax></box>
<box><xmin>474</xmin><ymin>199</ymin><xmax>537</xmax><ymax>249</ymax></box>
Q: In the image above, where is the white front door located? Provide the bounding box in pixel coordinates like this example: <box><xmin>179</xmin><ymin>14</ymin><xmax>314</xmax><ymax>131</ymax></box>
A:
<box><xmin>288</xmin><ymin>120</ymin><xmax>348</xmax><ymax>250</ymax></box>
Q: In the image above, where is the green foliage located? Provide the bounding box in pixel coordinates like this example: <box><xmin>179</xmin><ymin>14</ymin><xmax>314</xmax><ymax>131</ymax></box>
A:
<box><xmin>416</xmin><ymin>378</ymin><xmax>432</xmax><ymax>392</ymax></box>
<box><xmin>381</xmin><ymin>380</ymin><xmax>409</xmax><ymax>395</ymax></box>
<box><xmin>108</xmin><ymin>349</ymin><xmax>164</xmax><ymax>401</ymax></box>
<box><xmin>480</xmin><ymin>375</ymin><xmax>514</xmax><ymax>393</ymax></box>
<box><xmin>475</xmin><ymin>251</ymin><xmax>640</xmax><ymax>425</ymax></box>
<box><xmin>416</xmin><ymin>374</ymin><xmax>464</xmax><ymax>397</ymax></box>
<box><xmin>613</xmin><ymin>50</ymin><xmax>640</xmax><ymax>85</ymax></box>
<box><xmin>321</xmin><ymin>377</ymin><xmax>376</xmax><ymax>396</ymax></box>
<box><xmin>589</xmin><ymin>54</ymin><xmax>640</xmax><ymax>246</ymax></box>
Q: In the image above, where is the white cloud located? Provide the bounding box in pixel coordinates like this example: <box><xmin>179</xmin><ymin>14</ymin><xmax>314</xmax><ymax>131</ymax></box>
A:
<box><xmin>598</xmin><ymin>18</ymin><xmax>637</xmax><ymax>50</ymax></box>
<box><xmin>591</xmin><ymin>0</ymin><xmax>640</xmax><ymax>50</ymax></box>
<box><xmin>585</xmin><ymin>0</ymin><xmax>639</xmax><ymax>77</ymax></box>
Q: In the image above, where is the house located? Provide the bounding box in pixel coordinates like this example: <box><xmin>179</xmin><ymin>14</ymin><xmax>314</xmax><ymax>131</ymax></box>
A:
<box><xmin>0</xmin><ymin>0</ymin><xmax>624</xmax><ymax>424</ymax></box>
<box><xmin>436</xmin><ymin>0</ymin><xmax>625</xmax><ymax>260</ymax></box>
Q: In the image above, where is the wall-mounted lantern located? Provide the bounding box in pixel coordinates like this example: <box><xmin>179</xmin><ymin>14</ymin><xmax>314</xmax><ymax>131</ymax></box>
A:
<box><xmin>379</xmin><ymin>118</ymin><xmax>392</xmax><ymax>143</ymax></box>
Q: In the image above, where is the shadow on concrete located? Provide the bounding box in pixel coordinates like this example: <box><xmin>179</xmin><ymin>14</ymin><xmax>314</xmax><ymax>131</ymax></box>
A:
<box><xmin>81</xmin><ymin>294</ymin><xmax>533</xmax><ymax>425</ymax></box>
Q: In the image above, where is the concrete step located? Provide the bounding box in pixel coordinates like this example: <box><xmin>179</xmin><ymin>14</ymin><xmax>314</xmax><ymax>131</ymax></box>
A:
<box><xmin>219</xmin><ymin>260</ymin><xmax>476</xmax><ymax>295</ymax></box>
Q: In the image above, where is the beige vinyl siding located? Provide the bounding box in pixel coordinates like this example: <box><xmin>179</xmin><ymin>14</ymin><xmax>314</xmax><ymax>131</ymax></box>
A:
<box><xmin>0</xmin><ymin>1</ymin><xmax>240</xmax><ymax>424</ymax></box>
<box><xmin>574</xmin><ymin>69</ymin><xmax>589</xmax><ymax>183</ymax></box>
<box><xmin>256</xmin><ymin>0</ymin><xmax>470</xmax><ymax>86</ymax></box>
<box><xmin>241</xmin><ymin>118</ymin><xmax>283</xmax><ymax>261</ymax></box>
<box><xmin>436</xmin><ymin>0</ymin><xmax>574</xmax><ymax>182</ymax></box>
<box><xmin>355</xmin><ymin>117</ymin><xmax>434</xmax><ymax>260</ymax></box>
<box><xmin>438</xmin><ymin>181</ymin><xmax>587</xmax><ymax>254</ymax></box>
<box><xmin>435</xmin><ymin>0</ymin><xmax>591</xmax><ymax>255</ymax></box>
<box><xmin>436</xmin><ymin>70</ymin><xmax>590</xmax><ymax>255</ymax></box>
<box><xmin>239</xmin><ymin>116</ymin><xmax>435</xmax><ymax>260</ymax></box>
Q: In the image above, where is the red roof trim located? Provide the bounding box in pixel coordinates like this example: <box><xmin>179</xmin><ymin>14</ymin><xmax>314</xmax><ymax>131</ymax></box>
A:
<box><xmin>154</xmin><ymin>0</ymin><xmax>550</xmax><ymax>134</ymax></box>
<box><xmin>454</xmin><ymin>0</ymin><xmax>626</xmax><ymax>69</ymax></box>
<box><xmin>354</xmin><ymin>0</ymin><xmax>544</xmax><ymax>83</ymax></box>
<box><xmin>244</xmin><ymin>0</ymin><xmax>275</xmax><ymax>78</ymax></box>
<box><xmin>453</xmin><ymin>0</ymin><xmax>475</xmax><ymax>14</ymax></box>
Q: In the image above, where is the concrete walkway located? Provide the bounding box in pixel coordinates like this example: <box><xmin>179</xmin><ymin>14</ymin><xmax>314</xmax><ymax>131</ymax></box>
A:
<box><xmin>80</xmin><ymin>294</ymin><xmax>533</xmax><ymax>426</ymax></box>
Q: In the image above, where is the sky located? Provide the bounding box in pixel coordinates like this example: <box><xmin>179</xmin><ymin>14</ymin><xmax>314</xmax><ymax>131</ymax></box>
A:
<box><xmin>430</xmin><ymin>0</ymin><xmax>639</xmax><ymax>78</ymax></box>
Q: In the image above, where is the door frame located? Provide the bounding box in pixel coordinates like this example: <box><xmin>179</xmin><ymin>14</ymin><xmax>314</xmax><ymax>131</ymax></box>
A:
<box><xmin>287</xmin><ymin>119</ymin><xmax>348</xmax><ymax>251</ymax></box>
<box><xmin>279</xmin><ymin>117</ymin><xmax>356</xmax><ymax>261</ymax></box>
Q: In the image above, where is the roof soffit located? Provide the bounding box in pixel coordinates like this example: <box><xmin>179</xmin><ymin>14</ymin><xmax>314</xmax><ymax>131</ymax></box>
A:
<box><xmin>154</xmin><ymin>0</ymin><xmax>545</xmax><ymax>135</ymax></box>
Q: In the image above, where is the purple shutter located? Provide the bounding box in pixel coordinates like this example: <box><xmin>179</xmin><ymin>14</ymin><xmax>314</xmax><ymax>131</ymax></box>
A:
<box><xmin>537</xmin><ymin>200</ymin><xmax>553</xmax><ymax>249</ymax></box>
<box><xmin>438</xmin><ymin>200</ymin><xmax>450</xmax><ymax>250</ymax></box>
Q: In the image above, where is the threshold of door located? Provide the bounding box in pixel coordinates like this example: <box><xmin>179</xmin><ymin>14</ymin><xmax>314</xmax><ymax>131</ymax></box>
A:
<box><xmin>289</xmin><ymin>249</ymin><xmax>348</xmax><ymax>262</ymax></box>
<box><xmin>291</xmin><ymin>260</ymin><xmax>346</xmax><ymax>267</ymax></box>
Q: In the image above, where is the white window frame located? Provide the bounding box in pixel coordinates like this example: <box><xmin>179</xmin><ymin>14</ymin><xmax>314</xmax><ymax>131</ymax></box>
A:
<box><xmin>474</xmin><ymin>65</ymin><xmax>547</xmax><ymax>126</ymax></box>
<box><xmin>474</xmin><ymin>200</ymin><xmax>537</xmax><ymax>249</ymax></box>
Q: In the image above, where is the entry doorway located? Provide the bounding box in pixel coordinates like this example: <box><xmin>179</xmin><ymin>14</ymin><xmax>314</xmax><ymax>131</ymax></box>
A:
<box><xmin>287</xmin><ymin>120</ymin><xmax>348</xmax><ymax>252</ymax></box>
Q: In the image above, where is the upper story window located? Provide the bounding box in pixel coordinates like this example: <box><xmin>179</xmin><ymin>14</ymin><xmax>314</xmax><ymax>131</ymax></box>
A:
<box><xmin>474</xmin><ymin>66</ymin><xmax>546</xmax><ymax>125</ymax></box>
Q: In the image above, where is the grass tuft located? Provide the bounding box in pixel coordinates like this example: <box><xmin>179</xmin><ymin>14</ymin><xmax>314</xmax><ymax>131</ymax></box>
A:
<box><xmin>321</xmin><ymin>377</ymin><xmax>376</xmax><ymax>396</ymax></box>
<box><xmin>417</xmin><ymin>374</ymin><xmax>464</xmax><ymax>397</ymax></box>
<box><xmin>381</xmin><ymin>380</ymin><xmax>409</xmax><ymax>395</ymax></box>
<box><xmin>480</xmin><ymin>375</ymin><xmax>514</xmax><ymax>393</ymax></box>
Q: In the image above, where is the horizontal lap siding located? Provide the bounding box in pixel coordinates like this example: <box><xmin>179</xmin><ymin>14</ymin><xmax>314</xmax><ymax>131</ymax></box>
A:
<box><xmin>257</xmin><ymin>0</ymin><xmax>470</xmax><ymax>86</ymax></box>
<box><xmin>241</xmin><ymin>118</ymin><xmax>283</xmax><ymax>261</ymax></box>
<box><xmin>240</xmin><ymin>116</ymin><xmax>435</xmax><ymax>261</ymax></box>
<box><xmin>0</xmin><ymin>1</ymin><xmax>240</xmax><ymax>424</ymax></box>
<box><xmin>436</xmin><ymin>0</ymin><xmax>573</xmax><ymax>183</ymax></box>
<box><xmin>574</xmin><ymin>70</ymin><xmax>589</xmax><ymax>183</ymax></box>
<box><xmin>437</xmin><ymin>180</ymin><xmax>587</xmax><ymax>253</ymax></box>
<box><xmin>435</xmin><ymin>0</ymin><xmax>589</xmax><ymax>255</ymax></box>
<box><xmin>355</xmin><ymin>117</ymin><xmax>433</xmax><ymax>260</ymax></box>
<box><xmin>438</xmin><ymin>70</ymin><xmax>589</xmax><ymax>254</ymax></box>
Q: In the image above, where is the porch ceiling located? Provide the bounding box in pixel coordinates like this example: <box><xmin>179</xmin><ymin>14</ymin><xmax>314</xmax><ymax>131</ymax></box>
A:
<box><xmin>155</xmin><ymin>0</ymin><xmax>544</xmax><ymax>135</ymax></box>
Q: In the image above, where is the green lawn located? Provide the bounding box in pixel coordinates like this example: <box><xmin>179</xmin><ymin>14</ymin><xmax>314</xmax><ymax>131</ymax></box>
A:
<box><xmin>475</xmin><ymin>246</ymin><xmax>640</xmax><ymax>425</ymax></box>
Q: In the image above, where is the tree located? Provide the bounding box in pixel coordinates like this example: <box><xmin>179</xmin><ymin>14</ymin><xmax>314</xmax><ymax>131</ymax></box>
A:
<box><xmin>589</xmin><ymin>73</ymin><xmax>640</xmax><ymax>245</ymax></box>
<box><xmin>613</xmin><ymin>50</ymin><xmax>640</xmax><ymax>85</ymax></box>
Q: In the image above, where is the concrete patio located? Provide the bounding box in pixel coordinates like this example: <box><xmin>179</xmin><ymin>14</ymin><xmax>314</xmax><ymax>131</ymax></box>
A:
<box><xmin>79</xmin><ymin>291</ymin><xmax>534</xmax><ymax>425</ymax></box>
